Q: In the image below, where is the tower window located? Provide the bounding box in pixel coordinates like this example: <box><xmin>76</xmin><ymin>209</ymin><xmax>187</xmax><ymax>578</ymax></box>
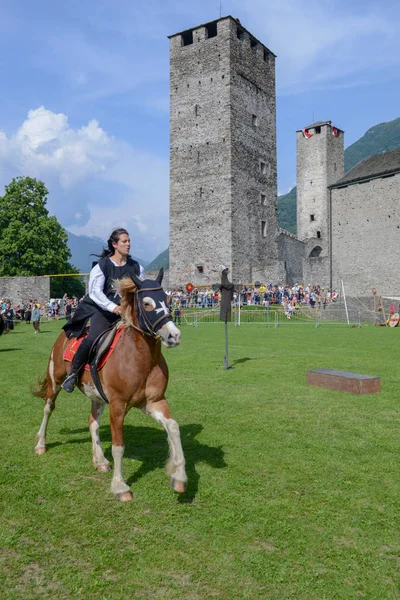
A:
<box><xmin>310</xmin><ymin>214</ymin><xmax>315</xmax><ymax>221</ymax></box>
<box><xmin>263</xmin><ymin>50</ymin><xmax>269</xmax><ymax>62</ymax></box>
<box><xmin>205</xmin><ymin>22</ymin><xmax>217</xmax><ymax>39</ymax></box>
<box><xmin>317</xmin><ymin>231</ymin><xmax>321</xmax><ymax>239</ymax></box>
<box><xmin>261</xmin><ymin>194</ymin><xmax>267</xmax><ymax>205</ymax></box>
<box><xmin>237</xmin><ymin>27</ymin><xmax>244</xmax><ymax>40</ymax></box>
<box><xmin>315</xmin><ymin>126</ymin><xmax>321</xmax><ymax>134</ymax></box>
<box><xmin>260</xmin><ymin>162</ymin><xmax>267</xmax><ymax>175</ymax></box>
<box><xmin>181</xmin><ymin>30</ymin><xmax>193</xmax><ymax>46</ymax></box>
<box><xmin>261</xmin><ymin>221</ymin><xmax>267</xmax><ymax>237</ymax></box>
<box><xmin>196</xmin><ymin>265</ymin><xmax>204</xmax><ymax>274</ymax></box>
<box><xmin>250</xmin><ymin>38</ymin><xmax>257</xmax><ymax>50</ymax></box>
<box><xmin>252</xmin><ymin>114</ymin><xmax>258</xmax><ymax>127</ymax></box>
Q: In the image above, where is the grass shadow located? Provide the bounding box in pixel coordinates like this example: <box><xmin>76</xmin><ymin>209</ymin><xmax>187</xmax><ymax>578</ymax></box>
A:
<box><xmin>0</xmin><ymin>348</ymin><xmax>21</xmax><ymax>352</ymax></box>
<box><xmin>231</xmin><ymin>357</ymin><xmax>256</xmax><ymax>365</ymax></box>
<box><xmin>52</xmin><ymin>422</ymin><xmax>227</xmax><ymax>502</ymax></box>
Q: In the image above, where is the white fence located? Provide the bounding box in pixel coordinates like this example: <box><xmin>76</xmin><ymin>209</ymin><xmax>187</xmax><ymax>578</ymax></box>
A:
<box><xmin>175</xmin><ymin>306</ymin><xmax>362</xmax><ymax>327</ymax></box>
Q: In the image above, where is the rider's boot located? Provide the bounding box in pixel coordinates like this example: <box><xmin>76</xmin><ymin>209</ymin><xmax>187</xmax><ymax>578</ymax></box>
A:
<box><xmin>62</xmin><ymin>339</ymin><xmax>90</xmax><ymax>393</ymax></box>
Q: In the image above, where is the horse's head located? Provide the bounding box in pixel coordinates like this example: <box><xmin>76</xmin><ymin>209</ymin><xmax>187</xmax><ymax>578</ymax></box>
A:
<box><xmin>124</xmin><ymin>269</ymin><xmax>180</xmax><ymax>347</ymax></box>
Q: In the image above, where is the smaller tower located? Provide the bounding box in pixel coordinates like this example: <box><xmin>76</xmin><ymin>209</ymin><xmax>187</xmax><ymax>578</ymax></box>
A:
<box><xmin>296</xmin><ymin>121</ymin><xmax>344</xmax><ymax>255</ymax></box>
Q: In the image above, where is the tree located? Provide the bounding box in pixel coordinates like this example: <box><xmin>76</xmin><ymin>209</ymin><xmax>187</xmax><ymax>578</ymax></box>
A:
<box><xmin>0</xmin><ymin>176</ymin><xmax>79</xmax><ymax>280</ymax></box>
<box><xmin>50</xmin><ymin>275</ymin><xmax>85</xmax><ymax>299</ymax></box>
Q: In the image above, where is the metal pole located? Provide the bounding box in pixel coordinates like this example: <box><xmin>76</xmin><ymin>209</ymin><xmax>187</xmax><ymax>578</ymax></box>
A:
<box><xmin>341</xmin><ymin>279</ymin><xmax>349</xmax><ymax>326</ymax></box>
<box><xmin>224</xmin><ymin>319</ymin><xmax>229</xmax><ymax>369</ymax></box>
<box><xmin>238</xmin><ymin>281</ymin><xmax>241</xmax><ymax>326</ymax></box>
<box><xmin>329</xmin><ymin>188</ymin><xmax>333</xmax><ymax>293</ymax></box>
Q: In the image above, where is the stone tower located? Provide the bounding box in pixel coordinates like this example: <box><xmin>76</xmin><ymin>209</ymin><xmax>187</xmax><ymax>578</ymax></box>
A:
<box><xmin>296</xmin><ymin>121</ymin><xmax>344</xmax><ymax>255</ymax></box>
<box><xmin>168</xmin><ymin>16</ymin><xmax>282</xmax><ymax>287</ymax></box>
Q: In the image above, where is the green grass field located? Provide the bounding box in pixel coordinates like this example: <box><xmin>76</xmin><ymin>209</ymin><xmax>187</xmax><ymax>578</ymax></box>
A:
<box><xmin>1</xmin><ymin>320</ymin><xmax>400</xmax><ymax>599</ymax></box>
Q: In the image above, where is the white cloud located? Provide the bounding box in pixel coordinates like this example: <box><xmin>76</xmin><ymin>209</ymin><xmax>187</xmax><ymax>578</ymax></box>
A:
<box><xmin>0</xmin><ymin>106</ymin><xmax>118</xmax><ymax>187</ymax></box>
<box><xmin>0</xmin><ymin>106</ymin><xmax>169</xmax><ymax>260</ymax></box>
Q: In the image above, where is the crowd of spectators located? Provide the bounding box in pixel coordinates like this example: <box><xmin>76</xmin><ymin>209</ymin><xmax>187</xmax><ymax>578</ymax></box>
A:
<box><xmin>0</xmin><ymin>294</ymin><xmax>81</xmax><ymax>333</ymax></box>
<box><xmin>1</xmin><ymin>283</ymin><xmax>339</xmax><ymax>330</ymax></box>
<box><xmin>167</xmin><ymin>283</ymin><xmax>339</xmax><ymax>314</ymax></box>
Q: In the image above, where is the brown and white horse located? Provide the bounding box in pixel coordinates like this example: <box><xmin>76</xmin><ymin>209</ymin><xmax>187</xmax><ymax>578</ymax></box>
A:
<box><xmin>33</xmin><ymin>270</ymin><xmax>186</xmax><ymax>501</ymax></box>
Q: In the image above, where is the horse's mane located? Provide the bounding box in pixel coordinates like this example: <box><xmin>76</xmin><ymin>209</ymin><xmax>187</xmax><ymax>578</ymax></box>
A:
<box><xmin>114</xmin><ymin>277</ymin><xmax>137</xmax><ymax>329</ymax></box>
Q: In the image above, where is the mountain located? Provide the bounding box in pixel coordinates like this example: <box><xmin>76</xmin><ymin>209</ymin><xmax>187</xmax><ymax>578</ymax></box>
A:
<box><xmin>344</xmin><ymin>117</ymin><xmax>400</xmax><ymax>172</ymax></box>
<box><xmin>277</xmin><ymin>116</ymin><xmax>400</xmax><ymax>233</ymax></box>
<box><xmin>67</xmin><ymin>232</ymin><xmax>106</xmax><ymax>272</ymax></box>
<box><xmin>277</xmin><ymin>186</ymin><xmax>297</xmax><ymax>234</ymax></box>
<box><xmin>145</xmin><ymin>248</ymin><xmax>169</xmax><ymax>271</ymax></box>
<box><xmin>66</xmin><ymin>232</ymin><xmax>147</xmax><ymax>273</ymax></box>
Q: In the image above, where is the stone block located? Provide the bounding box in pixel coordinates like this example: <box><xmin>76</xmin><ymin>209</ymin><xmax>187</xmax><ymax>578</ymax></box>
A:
<box><xmin>307</xmin><ymin>368</ymin><xmax>381</xmax><ymax>394</ymax></box>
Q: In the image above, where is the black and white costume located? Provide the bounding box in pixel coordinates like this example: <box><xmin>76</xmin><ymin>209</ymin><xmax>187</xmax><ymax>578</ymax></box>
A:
<box><xmin>64</xmin><ymin>256</ymin><xmax>144</xmax><ymax>341</ymax></box>
<box><xmin>61</xmin><ymin>255</ymin><xmax>145</xmax><ymax>392</ymax></box>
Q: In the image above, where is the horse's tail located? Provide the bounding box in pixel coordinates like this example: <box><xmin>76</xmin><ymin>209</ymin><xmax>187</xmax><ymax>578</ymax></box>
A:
<box><xmin>32</xmin><ymin>375</ymin><xmax>48</xmax><ymax>400</ymax></box>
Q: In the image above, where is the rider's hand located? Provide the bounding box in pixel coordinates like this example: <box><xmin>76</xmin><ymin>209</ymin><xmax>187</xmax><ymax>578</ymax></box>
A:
<box><xmin>113</xmin><ymin>306</ymin><xmax>122</xmax><ymax>315</ymax></box>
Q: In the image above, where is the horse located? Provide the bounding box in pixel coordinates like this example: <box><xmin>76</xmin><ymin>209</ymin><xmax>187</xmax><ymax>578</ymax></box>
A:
<box><xmin>33</xmin><ymin>269</ymin><xmax>187</xmax><ymax>502</ymax></box>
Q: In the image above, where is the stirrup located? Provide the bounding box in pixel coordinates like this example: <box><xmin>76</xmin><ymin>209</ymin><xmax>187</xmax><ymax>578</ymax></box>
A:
<box><xmin>62</xmin><ymin>372</ymin><xmax>79</xmax><ymax>393</ymax></box>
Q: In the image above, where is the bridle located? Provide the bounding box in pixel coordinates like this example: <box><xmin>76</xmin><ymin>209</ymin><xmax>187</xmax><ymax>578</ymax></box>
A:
<box><xmin>132</xmin><ymin>286</ymin><xmax>172</xmax><ymax>340</ymax></box>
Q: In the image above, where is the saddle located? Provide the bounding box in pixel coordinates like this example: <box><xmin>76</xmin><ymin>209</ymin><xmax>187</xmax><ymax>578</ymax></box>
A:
<box><xmin>64</xmin><ymin>322</ymin><xmax>123</xmax><ymax>403</ymax></box>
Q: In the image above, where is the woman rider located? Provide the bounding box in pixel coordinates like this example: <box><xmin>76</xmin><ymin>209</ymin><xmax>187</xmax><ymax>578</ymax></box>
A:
<box><xmin>62</xmin><ymin>228</ymin><xmax>145</xmax><ymax>393</ymax></box>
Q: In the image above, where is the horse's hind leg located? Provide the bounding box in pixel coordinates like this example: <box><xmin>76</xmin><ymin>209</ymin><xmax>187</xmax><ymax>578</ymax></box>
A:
<box><xmin>34</xmin><ymin>352</ymin><xmax>61</xmax><ymax>455</ymax></box>
<box><xmin>109</xmin><ymin>402</ymin><xmax>133</xmax><ymax>502</ymax></box>
<box><xmin>88</xmin><ymin>400</ymin><xmax>111</xmax><ymax>472</ymax></box>
<box><xmin>144</xmin><ymin>399</ymin><xmax>187</xmax><ymax>493</ymax></box>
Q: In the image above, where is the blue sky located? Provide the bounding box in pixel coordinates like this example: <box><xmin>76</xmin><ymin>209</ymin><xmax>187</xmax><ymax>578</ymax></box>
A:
<box><xmin>0</xmin><ymin>0</ymin><xmax>399</xmax><ymax>261</ymax></box>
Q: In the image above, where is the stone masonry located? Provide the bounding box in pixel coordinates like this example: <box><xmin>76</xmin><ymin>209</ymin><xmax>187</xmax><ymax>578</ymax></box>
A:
<box><xmin>0</xmin><ymin>276</ymin><xmax>50</xmax><ymax>308</ymax></box>
<box><xmin>330</xmin><ymin>172</ymin><xmax>400</xmax><ymax>296</ymax></box>
<box><xmin>169</xmin><ymin>16</ymin><xmax>284</xmax><ymax>287</ymax></box>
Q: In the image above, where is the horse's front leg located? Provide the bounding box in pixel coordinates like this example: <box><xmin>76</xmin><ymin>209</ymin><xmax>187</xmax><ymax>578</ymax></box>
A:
<box><xmin>109</xmin><ymin>402</ymin><xmax>133</xmax><ymax>502</ymax></box>
<box><xmin>34</xmin><ymin>352</ymin><xmax>61</xmax><ymax>454</ymax></box>
<box><xmin>34</xmin><ymin>394</ymin><xmax>58</xmax><ymax>454</ymax></box>
<box><xmin>144</xmin><ymin>399</ymin><xmax>187</xmax><ymax>493</ymax></box>
<box><xmin>88</xmin><ymin>400</ymin><xmax>110</xmax><ymax>472</ymax></box>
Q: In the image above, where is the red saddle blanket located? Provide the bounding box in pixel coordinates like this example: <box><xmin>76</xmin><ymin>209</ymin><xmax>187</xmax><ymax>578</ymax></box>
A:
<box><xmin>64</xmin><ymin>328</ymin><xmax>123</xmax><ymax>371</ymax></box>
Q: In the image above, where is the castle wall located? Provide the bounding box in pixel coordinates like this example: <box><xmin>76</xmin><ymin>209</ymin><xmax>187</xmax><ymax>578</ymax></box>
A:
<box><xmin>0</xmin><ymin>276</ymin><xmax>50</xmax><ymax>307</ymax></box>
<box><xmin>331</xmin><ymin>173</ymin><xmax>400</xmax><ymax>296</ymax></box>
<box><xmin>276</xmin><ymin>231</ymin><xmax>305</xmax><ymax>285</ymax></box>
<box><xmin>302</xmin><ymin>257</ymin><xmax>330</xmax><ymax>288</ymax></box>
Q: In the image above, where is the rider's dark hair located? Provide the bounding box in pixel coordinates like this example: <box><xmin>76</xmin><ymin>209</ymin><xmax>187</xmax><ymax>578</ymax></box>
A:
<box><xmin>93</xmin><ymin>228</ymin><xmax>130</xmax><ymax>259</ymax></box>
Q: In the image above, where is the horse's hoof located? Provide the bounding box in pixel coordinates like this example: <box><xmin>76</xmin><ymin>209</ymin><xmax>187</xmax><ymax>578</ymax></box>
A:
<box><xmin>96</xmin><ymin>464</ymin><xmax>111</xmax><ymax>473</ymax></box>
<box><xmin>171</xmin><ymin>478</ymin><xmax>186</xmax><ymax>493</ymax></box>
<box><xmin>117</xmin><ymin>491</ymin><xmax>133</xmax><ymax>502</ymax></box>
<box><xmin>34</xmin><ymin>447</ymin><xmax>46</xmax><ymax>455</ymax></box>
